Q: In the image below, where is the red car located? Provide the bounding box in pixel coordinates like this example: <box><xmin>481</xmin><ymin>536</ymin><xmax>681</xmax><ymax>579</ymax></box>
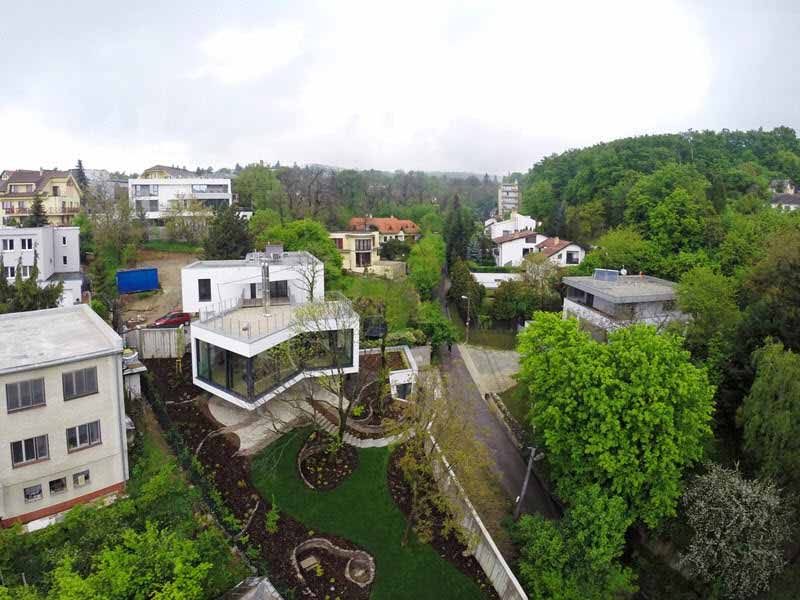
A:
<box><xmin>152</xmin><ymin>312</ymin><xmax>191</xmax><ymax>328</ymax></box>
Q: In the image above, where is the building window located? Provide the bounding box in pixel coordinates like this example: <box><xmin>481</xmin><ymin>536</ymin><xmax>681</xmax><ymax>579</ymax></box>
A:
<box><xmin>66</xmin><ymin>420</ymin><xmax>102</xmax><ymax>452</ymax></box>
<box><xmin>73</xmin><ymin>469</ymin><xmax>91</xmax><ymax>487</ymax></box>
<box><xmin>334</xmin><ymin>238</ymin><xmax>343</xmax><ymax>249</ymax></box>
<box><xmin>269</xmin><ymin>280</ymin><xmax>288</xmax><ymax>299</ymax></box>
<box><xmin>20</xmin><ymin>265</ymin><xmax>31</xmax><ymax>278</ymax></box>
<box><xmin>63</xmin><ymin>367</ymin><xmax>98</xmax><ymax>400</ymax></box>
<box><xmin>355</xmin><ymin>239</ymin><xmax>372</xmax><ymax>251</ymax></box>
<box><xmin>148</xmin><ymin>199</ymin><xmax>159</xmax><ymax>212</ymax></box>
<box><xmin>62</xmin><ymin>236</ymin><xmax>67</xmax><ymax>245</ymax></box>
<box><xmin>566</xmin><ymin>251</ymin><xmax>580</xmax><ymax>265</ymax></box>
<box><xmin>21</xmin><ymin>238</ymin><xmax>32</xmax><ymax>250</ymax></box>
<box><xmin>6</xmin><ymin>378</ymin><xmax>46</xmax><ymax>412</ymax></box>
<box><xmin>198</xmin><ymin>278</ymin><xmax>211</xmax><ymax>302</ymax></box>
<box><xmin>4</xmin><ymin>266</ymin><xmax>14</xmax><ymax>278</ymax></box>
<box><xmin>356</xmin><ymin>252</ymin><xmax>372</xmax><ymax>267</ymax></box>
<box><xmin>2</xmin><ymin>239</ymin><xmax>14</xmax><ymax>251</ymax></box>
<box><xmin>49</xmin><ymin>477</ymin><xmax>67</xmax><ymax>496</ymax></box>
<box><xmin>52</xmin><ymin>185</ymin><xmax>60</xmax><ymax>197</ymax></box>
<box><xmin>11</xmin><ymin>434</ymin><xmax>49</xmax><ymax>466</ymax></box>
<box><xmin>24</xmin><ymin>484</ymin><xmax>43</xmax><ymax>503</ymax></box>
<box><xmin>62</xmin><ymin>255</ymin><xmax>67</xmax><ymax>266</ymax></box>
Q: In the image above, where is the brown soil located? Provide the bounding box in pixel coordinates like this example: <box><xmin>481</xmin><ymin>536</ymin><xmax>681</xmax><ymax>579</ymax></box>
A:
<box><xmin>296</xmin><ymin>549</ymin><xmax>371</xmax><ymax>600</ymax></box>
<box><xmin>387</xmin><ymin>445</ymin><xmax>500</xmax><ymax>600</ymax></box>
<box><xmin>121</xmin><ymin>249</ymin><xmax>197</xmax><ymax>327</ymax></box>
<box><xmin>299</xmin><ymin>431</ymin><xmax>359</xmax><ymax>491</ymax></box>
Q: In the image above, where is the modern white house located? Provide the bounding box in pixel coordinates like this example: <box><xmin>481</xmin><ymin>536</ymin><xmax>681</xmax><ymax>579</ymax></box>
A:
<box><xmin>182</xmin><ymin>249</ymin><xmax>360</xmax><ymax>410</ymax></box>
<box><xmin>484</xmin><ymin>212</ymin><xmax>539</xmax><ymax>240</ymax></box>
<box><xmin>562</xmin><ymin>269</ymin><xmax>685</xmax><ymax>340</ymax></box>
<box><xmin>535</xmin><ymin>237</ymin><xmax>586</xmax><ymax>267</ymax></box>
<box><xmin>497</xmin><ymin>181</ymin><xmax>521</xmax><ymax>216</ymax></box>
<box><xmin>0</xmin><ymin>226</ymin><xmax>82</xmax><ymax>306</ymax></box>
<box><xmin>128</xmin><ymin>164</ymin><xmax>232</xmax><ymax>223</ymax></box>
<box><xmin>0</xmin><ymin>304</ymin><xmax>129</xmax><ymax>526</ymax></box>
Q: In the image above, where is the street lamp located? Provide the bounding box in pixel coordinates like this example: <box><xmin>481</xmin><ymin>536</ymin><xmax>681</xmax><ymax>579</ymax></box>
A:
<box><xmin>461</xmin><ymin>294</ymin><xmax>470</xmax><ymax>344</ymax></box>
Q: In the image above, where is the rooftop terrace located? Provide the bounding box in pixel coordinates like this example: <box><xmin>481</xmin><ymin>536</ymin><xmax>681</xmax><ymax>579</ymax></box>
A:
<box><xmin>562</xmin><ymin>273</ymin><xmax>677</xmax><ymax>304</ymax></box>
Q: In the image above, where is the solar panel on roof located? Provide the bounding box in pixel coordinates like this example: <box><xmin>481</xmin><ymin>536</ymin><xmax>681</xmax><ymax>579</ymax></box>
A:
<box><xmin>593</xmin><ymin>268</ymin><xmax>619</xmax><ymax>282</ymax></box>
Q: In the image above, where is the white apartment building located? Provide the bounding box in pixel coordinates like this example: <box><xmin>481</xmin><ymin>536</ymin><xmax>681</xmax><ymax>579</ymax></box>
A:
<box><xmin>497</xmin><ymin>181</ymin><xmax>520</xmax><ymax>216</ymax></box>
<box><xmin>128</xmin><ymin>166</ymin><xmax>232</xmax><ymax>223</ymax></box>
<box><xmin>0</xmin><ymin>226</ymin><xmax>82</xmax><ymax>306</ymax></box>
<box><xmin>484</xmin><ymin>212</ymin><xmax>539</xmax><ymax>240</ymax></box>
<box><xmin>182</xmin><ymin>249</ymin><xmax>360</xmax><ymax>411</ymax></box>
<box><xmin>0</xmin><ymin>305</ymin><xmax>129</xmax><ymax>526</ymax></box>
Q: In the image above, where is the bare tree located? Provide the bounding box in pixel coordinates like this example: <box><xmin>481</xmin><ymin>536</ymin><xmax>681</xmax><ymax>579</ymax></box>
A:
<box><xmin>290</xmin><ymin>252</ymin><xmax>325</xmax><ymax>302</ymax></box>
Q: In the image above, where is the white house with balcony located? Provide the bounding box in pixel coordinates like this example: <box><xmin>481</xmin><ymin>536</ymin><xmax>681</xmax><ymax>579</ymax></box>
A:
<box><xmin>562</xmin><ymin>269</ymin><xmax>685</xmax><ymax>341</ymax></box>
<box><xmin>182</xmin><ymin>249</ymin><xmax>359</xmax><ymax>410</ymax></box>
<box><xmin>128</xmin><ymin>176</ymin><xmax>232</xmax><ymax>223</ymax></box>
<box><xmin>0</xmin><ymin>226</ymin><xmax>82</xmax><ymax>306</ymax></box>
<box><xmin>484</xmin><ymin>212</ymin><xmax>539</xmax><ymax>240</ymax></box>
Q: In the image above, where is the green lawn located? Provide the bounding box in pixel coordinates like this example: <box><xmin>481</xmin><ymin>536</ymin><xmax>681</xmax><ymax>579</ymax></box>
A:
<box><xmin>142</xmin><ymin>239</ymin><xmax>203</xmax><ymax>253</ymax></box>
<box><xmin>251</xmin><ymin>430</ymin><xmax>490</xmax><ymax>600</ymax></box>
<box><xmin>498</xmin><ymin>383</ymin><xmax>529</xmax><ymax>424</ymax></box>
<box><xmin>337</xmin><ymin>274</ymin><xmax>419</xmax><ymax>331</ymax></box>
<box><xmin>448</xmin><ymin>302</ymin><xmax>518</xmax><ymax>350</ymax></box>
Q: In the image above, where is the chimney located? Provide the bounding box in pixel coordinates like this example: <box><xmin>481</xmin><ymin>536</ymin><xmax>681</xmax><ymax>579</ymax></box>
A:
<box><xmin>554</xmin><ymin>236</ymin><xmax>560</xmax><ymax>244</ymax></box>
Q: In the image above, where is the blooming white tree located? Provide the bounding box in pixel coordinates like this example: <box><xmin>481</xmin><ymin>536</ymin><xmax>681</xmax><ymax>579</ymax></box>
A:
<box><xmin>681</xmin><ymin>464</ymin><xmax>791</xmax><ymax>599</ymax></box>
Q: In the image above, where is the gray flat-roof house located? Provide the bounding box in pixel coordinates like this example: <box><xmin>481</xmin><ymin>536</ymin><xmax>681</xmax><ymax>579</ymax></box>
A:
<box><xmin>0</xmin><ymin>305</ymin><xmax>129</xmax><ymax>526</ymax></box>
<box><xmin>562</xmin><ymin>269</ymin><xmax>685</xmax><ymax>340</ymax></box>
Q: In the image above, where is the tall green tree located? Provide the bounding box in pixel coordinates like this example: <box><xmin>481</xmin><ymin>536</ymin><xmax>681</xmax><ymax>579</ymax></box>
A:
<box><xmin>517</xmin><ymin>313</ymin><xmax>714</xmax><ymax>527</ymax></box>
<box><xmin>443</xmin><ymin>195</ymin><xmax>474</xmax><ymax>266</ymax></box>
<box><xmin>737</xmin><ymin>341</ymin><xmax>800</xmax><ymax>491</ymax></box>
<box><xmin>74</xmin><ymin>159</ymin><xmax>89</xmax><ymax>195</ymax></box>
<box><xmin>234</xmin><ymin>163</ymin><xmax>287</xmax><ymax>219</ymax></box>
<box><xmin>407</xmin><ymin>234</ymin><xmax>445</xmax><ymax>300</ymax></box>
<box><xmin>446</xmin><ymin>259</ymin><xmax>483</xmax><ymax>322</ymax></box>
<box><xmin>264</xmin><ymin>219</ymin><xmax>342</xmax><ymax>286</ymax></box>
<box><xmin>202</xmin><ymin>205</ymin><xmax>252</xmax><ymax>260</ymax></box>
<box><xmin>24</xmin><ymin>193</ymin><xmax>48</xmax><ymax>227</ymax></box>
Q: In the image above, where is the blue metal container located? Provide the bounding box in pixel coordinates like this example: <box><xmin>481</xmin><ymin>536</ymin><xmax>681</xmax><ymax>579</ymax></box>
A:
<box><xmin>116</xmin><ymin>267</ymin><xmax>159</xmax><ymax>294</ymax></box>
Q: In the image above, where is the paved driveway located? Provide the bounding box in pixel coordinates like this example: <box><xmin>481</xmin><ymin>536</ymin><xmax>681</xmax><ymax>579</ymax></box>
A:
<box><xmin>440</xmin><ymin>345</ymin><xmax>559</xmax><ymax>521</ymax></box>
<box><xmin>458</xmin><ymin>345</ymin><xmax>519</xmax><ymax>396</ymax></box>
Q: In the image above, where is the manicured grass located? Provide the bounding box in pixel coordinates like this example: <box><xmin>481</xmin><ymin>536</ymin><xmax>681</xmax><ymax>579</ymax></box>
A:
<box><xmin>448</xmin><ymin>302</ymin><xmax>518</xmax><ymax>350</ymax></box>
<box><xmin>142</xmin><ymin>239</ymin><xmax>203</xmax><ymax>253</ymax></box>
<box><xmin>337</xmin><ymin>274</ymin><xmax>419</xmax><ymax>331</ymax></box>
<box><xmin>251</xmin><ymin>430</ymin><xmax>490</xmax><ymax>600</ymax></box>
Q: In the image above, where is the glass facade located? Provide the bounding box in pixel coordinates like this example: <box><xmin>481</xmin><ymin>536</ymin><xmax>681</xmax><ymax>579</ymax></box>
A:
<box><xmin>195</xmin><ymin>328</ymin><xmax>354</xmax><ymax>403</ymax></box>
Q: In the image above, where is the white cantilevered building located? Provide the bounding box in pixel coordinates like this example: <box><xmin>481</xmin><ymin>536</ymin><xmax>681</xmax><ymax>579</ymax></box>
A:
<box><xmin>0</xmin><ymin>305</ymin><xmax>129</xmax><ymax>526</ymax></box>
<box><xmin>0</xmin><ymin>225</ymin><xmax>82</xmax><ymax>306</ymax></box>
<box><xmin>182</xmin><ymin>249</ymin><xmax>360</xmax><ymax>411</ymax></box>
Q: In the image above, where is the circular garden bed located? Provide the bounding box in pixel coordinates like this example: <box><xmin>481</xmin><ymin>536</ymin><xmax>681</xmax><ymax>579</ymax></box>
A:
<box><xmin>298</xmin><ymin>430</ymin><xmax>359</xmax><ymax>491</ymax></box>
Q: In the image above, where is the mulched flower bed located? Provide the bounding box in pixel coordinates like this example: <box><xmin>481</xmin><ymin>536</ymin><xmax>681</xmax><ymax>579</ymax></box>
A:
<box><xmin>298</xmin><ymin>430</ymin><xmax>359</xmax><ymax>491</ymax></box>
<box><xmin>295</xmin><ymin>548</ymin><xmax>371</xmax><ymax>600</ymax></box>
<box><xmin>144</xmin><ymin>359</ymin><xmax>367</xmax><ymax>597</ymax></box>
<box><xmin>387</xmin><ymin>445</ymin><xmax>500</xmax><ymax>600</ymax></box>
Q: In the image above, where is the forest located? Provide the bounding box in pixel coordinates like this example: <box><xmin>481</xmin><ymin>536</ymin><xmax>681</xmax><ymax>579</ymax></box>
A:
<box><xmin>509</xmin><ymin>127</ymin><xmax>800</xmax><ymax>599</ymax></box>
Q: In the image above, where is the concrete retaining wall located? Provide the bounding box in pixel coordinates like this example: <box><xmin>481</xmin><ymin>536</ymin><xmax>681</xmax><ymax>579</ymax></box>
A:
<box><xmin>425</xmin><ymin>434</ymin><xmax>528</xmax><ymax>600</ymax></box>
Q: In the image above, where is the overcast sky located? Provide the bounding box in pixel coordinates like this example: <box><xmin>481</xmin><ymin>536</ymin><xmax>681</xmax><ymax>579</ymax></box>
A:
<box><xmin>1</xmin><ymin>0</ymin><xmax>798</xmax><ymax>175</ymax></box>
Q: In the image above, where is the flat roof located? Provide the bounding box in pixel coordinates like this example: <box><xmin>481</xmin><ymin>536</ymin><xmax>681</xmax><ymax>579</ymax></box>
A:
<box><xmin>0</xmin><ymin>304</ymin><xmax>122</xmax><ymax>374</ymax></box>
<box><xmin>562</xmin><ymin>274</ymin><xmax>677</xmax><ymax>304</ymax></box>
<box><xmin>184</xmin><ymin>251</ymin><xmax>319</xmax><ymax>270</ymax></box>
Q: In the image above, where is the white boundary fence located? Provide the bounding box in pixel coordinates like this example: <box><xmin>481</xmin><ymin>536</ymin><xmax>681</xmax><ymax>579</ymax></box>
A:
<box><xmin>124</xmin><ymin>325</ymin><xmax>190</xmax><ymax>359</ymax></box>
<box><xmin>425</xmin><ymin>433</ymin><xmax>528</xmax><ymax>600</ymax></box>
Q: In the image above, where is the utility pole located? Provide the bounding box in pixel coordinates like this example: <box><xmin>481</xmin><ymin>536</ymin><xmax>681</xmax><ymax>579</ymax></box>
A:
<box><xmin>514</xmin><ymin>446</ymin><xmax>543</xmax><ymax>520</ymax></box>
<box><xmin>461</xmin><ymin>294</ymin><xmax>471</xmax><ymax>344</ymax></box>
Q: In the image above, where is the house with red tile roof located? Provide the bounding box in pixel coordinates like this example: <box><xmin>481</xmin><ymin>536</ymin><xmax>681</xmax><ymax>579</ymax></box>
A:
<box><xmin>347</xmin><ymin>215</ymin><xmax>421</xmax><ymax>243</ymax></box>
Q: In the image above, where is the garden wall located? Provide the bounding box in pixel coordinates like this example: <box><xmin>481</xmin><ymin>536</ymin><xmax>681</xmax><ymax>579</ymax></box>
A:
<box><xmin>425</xmin><ymin>434</ymin><xmax>528</xmax><ymax>600</ymax></box>
<box><xmin>124</xmin><ymin>325</ymin><xmax>190</xmax><ymax>359</ymax></box>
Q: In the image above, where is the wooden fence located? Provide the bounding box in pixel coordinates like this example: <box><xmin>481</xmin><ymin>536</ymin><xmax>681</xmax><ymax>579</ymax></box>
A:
<box><xmin>124</xmin><ymin>325</ymin><xmax>190</xmax><ymax>359</ymax></box>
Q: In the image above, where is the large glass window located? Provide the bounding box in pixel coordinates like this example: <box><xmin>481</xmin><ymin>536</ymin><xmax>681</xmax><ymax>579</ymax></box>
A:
<box><xmin>195</xmin><ymin>328</ymin><xmax>354</xmax><ymax>403</ymax></box>
<box><xmin>63</xmin><ymin>367</ymin><xmax>98</xmax><ymax>400</ymax></box>
<box><xmin>198</xmin><ymin>278</ymin><xmax>211</xmax><ymax>302</ymax></box>
<box><xmin>6</xmin><ymin>378</ymin><xmax>45</xmax><ymax>412</ymax></box>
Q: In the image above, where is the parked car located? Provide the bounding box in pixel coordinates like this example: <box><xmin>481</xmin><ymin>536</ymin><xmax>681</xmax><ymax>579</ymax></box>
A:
<box><xmin>152</xmin><ymin>311</ymin><xmax>191</xmax><ymax>328</ymax></box>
